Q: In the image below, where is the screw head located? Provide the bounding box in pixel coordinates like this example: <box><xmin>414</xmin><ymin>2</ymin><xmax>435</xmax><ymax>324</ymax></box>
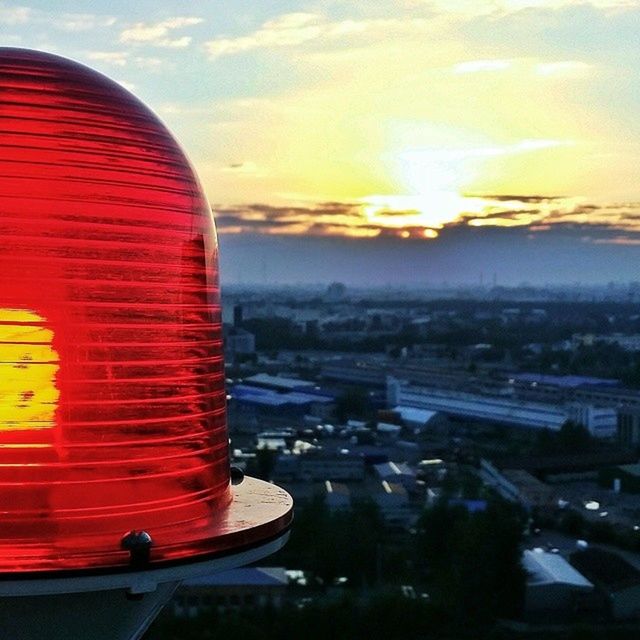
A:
<box><xmin>230</xmin><ymin>466</ymin><xmax>245</xmax><ymax>485</ymax></box>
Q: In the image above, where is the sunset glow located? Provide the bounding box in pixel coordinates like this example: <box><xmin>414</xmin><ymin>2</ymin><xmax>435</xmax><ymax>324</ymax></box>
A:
<box><xmin>2</xmin><ymin>0</ymin><xmax>640</xmax><ymax>282</ymax></box>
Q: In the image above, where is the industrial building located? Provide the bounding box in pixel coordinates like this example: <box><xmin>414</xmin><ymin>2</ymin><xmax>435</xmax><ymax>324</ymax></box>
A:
<box><xmin>373</xmin><ymin>461</ymin><xmax>417</xmax><ymax>491</ymax></box>
<box><xmin>571</xmin><ymin>549</ymin><xmax>640</xmax><ymax>620</ymax></box>
<box><xmin>523</xmin><ymin>549</ymin><xmax>594</xmax><ymax>614</ymax></box>
<box><xmin>480</xmin><ymin>459</ymin><xmax>557</xmax><ymax>510</ymax></box>
<box><xmin>242</xmin><ymin>373</ymin><xmax>317</xmax><ymax>392</ymax></box>
<box><xmin>391</xmin><ymin>406</ymin><xmax>446</xmax><ymax>433</ymax></box>
<box><xmin>223</xmin><ymin>325</ymin><xmax>256</xmax><ymax>362</ymax></box>
<box><xmin>388</xmin><ymin>376</ymin><xmax>617</xmax><ymax>437</ymax></box>
<box><xmin>573</xmin><ymin>333</ymin><xmax>640</xmax><ymax>352</ymax></box>
<box><xmin>228</xmin><ymin>382</ymin><xmax>335</xmax><ymax>431</ymax></box>
<box><xmin>172</xmin><ymin>568</ymin><xmax>288</xmax><ymax>617</ymax></box>
<box><xmin>374</xmin><ymin>481</ymin><xmax>414</xmax><ymax>529</ymax></box>
<box><xmin>324</xmin><ymin>481</ymin><xmax>351</xmax><ymax>511</ymax></box>
<box><xmin>273</xmin><ymin>450</ymin><xmax>366</xmax><ymax>482</ymax></box>
<box><xmin>600</xmin><ymin>463</ymin><xmax>640</xmax><ymax>494</ymax></box>
<box><xmin>617</xmin><ymin>407</ymin><xmax>640</xmax><ymax>447</ymax></box>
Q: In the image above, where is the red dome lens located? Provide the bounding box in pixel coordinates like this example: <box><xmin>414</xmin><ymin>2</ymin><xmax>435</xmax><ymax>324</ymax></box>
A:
<box><xmin>0</xmin><ymin>48</ymin><xmax>232</xmax><ymax>573</ymax></box>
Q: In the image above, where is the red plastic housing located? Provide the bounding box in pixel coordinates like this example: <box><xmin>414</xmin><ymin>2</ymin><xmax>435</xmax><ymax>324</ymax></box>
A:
<box><xmin>0</xmin><ymin>48</ymin><xmax>234</xmax><ymax>573</ymax></box>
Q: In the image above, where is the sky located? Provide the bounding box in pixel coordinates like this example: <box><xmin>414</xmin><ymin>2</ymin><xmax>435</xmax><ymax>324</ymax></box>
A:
<box><xmin>2</xmin><ymin>0</ymin><xmax>640</xmax><ymax>285</ymax></box>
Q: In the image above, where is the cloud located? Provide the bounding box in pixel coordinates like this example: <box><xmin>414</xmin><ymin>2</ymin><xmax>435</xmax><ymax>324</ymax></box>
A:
<box><xmin>0</xmin><ymin>5</ymin><xmax>118</xmax><ymax>37</ymax></box>
<box><xmin>590</xmin><ymin>235</ymin><xmax>640</xmax><ymax>245</ymax></box>
<box><xmin>133</xmin><ymin>56</ymin><xmax>165</xmax><ymax>70</ymax></box>
<box><xmin>423</xmin><ymin>1</ymin><xmax>638</xmax><ymax>16</ymax></box>
<box><xmin>120</xmin><ymin>16</ymin><xmax>203</xmax><ymax>48</ymax></box>
<box><xmin>205</xmin><ymin>12</ymin><xmax>431</xmax><ymax>58</ymax></box>
<box><xmin>0</xmin><ymin>5</ymin><xmax>117</xmax><ymax>30</ymax></box>
<box><xmin>87</xmin><ymin>51</ymin><xmax>129</xmax><ymax>67</ymax></box>
<box><xmin>206</xmin><ymin>13</ymin><xmax>322</xmax><ymax>57</ymax></box>
<box><xmin>115</xmin><ymin>79</ymin><xmax>136</xmax><ymax>92</ymax></box>
<box><xmin>453</xmin><ymin>59</ymin><xmax>513</xmax><ymax>73</ymax></box>
<box><xmin>536</xmin><ymin>60</ymin><xmax>593</xmax><ymax>76</ymax></box>
<box><xmin>468</xmin><ymin>194</ymin><xmax>564</xmax><ymax>202</ymax></box>
<box><xmin>220</xmin><ymin>161</ymin><xmax>268</xmax><ymax>177</ymax></box>
<box><xmin>213</xmin><ymin>202</ymin><xmax>371</xmax><ymax>237</ymax></box>
<box><xmin>52</xmin><ymin>13</ymin><xmax>116</xmax><ymax>32</ymax></box>
<box><xmin>0</xmin><ymin>3</ymin><xmax>31</xmax><ymax>24</ymax></box>
<box><xmin>210</xmin><ymin>197</ymin><xmax>640</xmax><ymax>240</ymax></box>
<box><xmin>156</xmin><ymin>102</ymin><xmax>214</xmax><ymax>116</ymax></box>
<box><xmin>394</xmin><ymin>140</ymin><xmax>572</xmax><ymax>172</ymax></box>
<box><xmin>502</xmin><ymin>0</ymin><xmax>636</xmax><ymax>10</ymax></box>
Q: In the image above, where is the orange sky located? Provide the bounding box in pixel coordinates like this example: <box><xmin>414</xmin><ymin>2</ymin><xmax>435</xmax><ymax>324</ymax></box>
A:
<box><xmin>5</xmin><ymin>0</ymin><xmax>640</xmax><ymax>244</ymax></box>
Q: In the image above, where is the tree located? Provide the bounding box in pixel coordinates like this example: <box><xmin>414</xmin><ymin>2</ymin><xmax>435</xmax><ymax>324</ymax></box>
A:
<box><xmin>535</xmin><ymin>421</ymin><xmax>593</xmax><ymax>455</ymax></box>
<box><xmin>249</xmin><ymin>446</ymin><xmax>278</xmax><ymax>481</ymax></box>
<box><xmin>558</xmin><ymin>420</ymin><xmax>592</xmax><ymax>453</ymax></box>
<box><xmin>416</xmin><ymin>499</ymin><xmax>526</xmax><ymax>622</ymax></box>
<box><xmin>334</xmin><ymin>387</ymin><xmax>368</xmax><ymax>423</ymax></box>
<box><xmin>271</xmin><ymin>495</ymin><xmax>384</xmax><ymax>588</ymax></box>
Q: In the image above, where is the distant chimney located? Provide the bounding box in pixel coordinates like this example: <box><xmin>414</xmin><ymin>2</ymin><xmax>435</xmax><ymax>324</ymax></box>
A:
<box><xmin>233</xmin><ymin>304</ymin><xmax>243</xmax><ymax>327</ymax></box>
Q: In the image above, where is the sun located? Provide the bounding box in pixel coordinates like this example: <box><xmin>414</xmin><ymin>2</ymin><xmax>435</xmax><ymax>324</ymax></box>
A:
<box><xmin>360</xmin><ymin>147</ymin><xmax>486</xmax><ymax>236</ymax></box>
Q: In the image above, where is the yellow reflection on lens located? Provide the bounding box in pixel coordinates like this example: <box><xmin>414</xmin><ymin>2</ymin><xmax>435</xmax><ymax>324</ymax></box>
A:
<box><xmin>0</xmin><ymin>309</ymin><xmax>59</xmax><ymax>431</ymax></box>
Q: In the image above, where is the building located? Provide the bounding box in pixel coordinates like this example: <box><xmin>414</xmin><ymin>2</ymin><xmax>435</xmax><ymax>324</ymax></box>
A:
<box><xmin>617</xmin><ymin>407</ymin><xmax>640</xmax><ymax>447</ymax></box>
<box><xmin>273</xmin><ymin>450</ymin><xmax>365</xmax><ymax>482</ymax></box>
<box><xmin>374</xmin><ymin>481</ymin><xmax>415</xmax><ymax>529</ymax></box>
<box><xmin>388</xmin><ymin>376</ymin><xmax>616</xmax><ymax>437</ymax></box>
<box><xmin>389</xmin><ymin>377</ymin><xmax>567</xmax><ymax>431</ymax></box>
<box><xmin>373</xmin><ymin>461</ymin><xmax>417</xmax><ymax>491</ymax></box>
<box><xmin>376</xmin><ymin>422</ymin><xmax>403</xmax><ymax>442</ymax></box>
<box><xmin>485</xmin><ymin>450</ymin><xmax>638</xmax><ymax>481</ymax></box>
<box><xmin>600</xmin><ymin>463</ymin><xmax>640</xmax><ymax>494</ymax></box>
<box><xmin>571</xmin><ymin>549</ymin><xmax>640</xmax><ymax>620</ymax></box>
<box><xmin>510</xmin><ymin>372</ymin><xmax>640</xmax><ymax>411</ymax></box>
<box><xmin>324</xmin><ymin>281</ymin><xmax>347</xmax><ymax>302</ymax></box>
<box><xmin>480</xmin><ymin>459</ymin><xmax>557</xmax><ymax>510</ymax></box>
<box><xmin>172</xmin><ymin>567</ymin><xmax>288</xmax><ymax>617</ymax></box>
<box><xmin>228</xmin><ymin>384</ymin><xmax>334</xmax><ymax>431</ymax></box>
<box><xmin>566</xmin><ymin>404</ymin><xmax>617</xmax><ymax>439</ymax></box>
<box><xmin>573</xmin><ymin>333</ymin><xmax>640</xmax><ymax>352</ymax></box>
<box><xmin>391</xmin><ymin>405</ymin><xmax>446</xmax><ymax>433</ymax></box>
<box><xmin>447</xmin><ymin>498</ymin><xmax>487</xmax><ymax>513</ymax></box>
<box><xmin>321</xmin><ymin>358</ymin><xmax>388</xmax><ymax>388</ymax></box>
<box><xmin>243</xmin><ymin>373</ymin><xmax>316</xmax><ymax>392</ymax></box>
<box><xmin>223</xmin><ymin>325</ymin><xmax>255</xmax><ymax>361</ymax></box>
<box><xmin>324</xmin><ymin>481</ymin><xmax>351</xmax><ymax>510</ymax></box>
<box><xmin>523</xmin><ymin>549</ymin><xmax>594</xmax><ymax>614</ymax></box>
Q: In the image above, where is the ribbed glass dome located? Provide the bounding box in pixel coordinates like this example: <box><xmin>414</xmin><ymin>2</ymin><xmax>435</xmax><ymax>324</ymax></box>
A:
<box><xmin>0</xmin><ymin>48</ymin><xmax>236</xmax><ymax>573</ymax></box>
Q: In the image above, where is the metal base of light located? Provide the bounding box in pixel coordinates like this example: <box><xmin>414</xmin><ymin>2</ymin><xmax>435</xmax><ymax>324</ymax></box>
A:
<box><xmin>0</xmin><ymin>531</ymin><xmax>290</xmax><ymax>640</ymax></box>
<box><xmin>0</xmin><ymin>476</ymin><xmax>293</xmax><ymax>640</ymax></box>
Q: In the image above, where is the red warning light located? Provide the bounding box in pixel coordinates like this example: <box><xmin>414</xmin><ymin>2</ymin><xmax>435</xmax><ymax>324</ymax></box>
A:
<box><xmin>0</xmin><ymin>48</ymin><xmax>291</xmax><ymax>574</ymax></box>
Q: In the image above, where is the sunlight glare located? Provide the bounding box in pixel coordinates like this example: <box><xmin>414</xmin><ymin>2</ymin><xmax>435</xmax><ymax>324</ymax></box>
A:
<box><xmin>0</xmin><ymin>309</ymin><xmax>59</xmax><ymax>431</ymax></box>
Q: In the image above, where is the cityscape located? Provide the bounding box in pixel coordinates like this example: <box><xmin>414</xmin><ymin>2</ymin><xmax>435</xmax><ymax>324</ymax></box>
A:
<box><xmin>2</xmin><ymin>0</ymin><xmax>640</xmax><ymax>639</ymax></box>
<box><xmin>149</xmin><ymin>281</ymin><xmax>640</xmax><ymax>639</ymax></box>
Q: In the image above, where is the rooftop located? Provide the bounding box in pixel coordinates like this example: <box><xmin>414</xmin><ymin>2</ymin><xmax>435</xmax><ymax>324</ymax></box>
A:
<box><xmin>524</xmin><ymin>550</ymin><xmax>593</xmax><ymax>588</ymax></box>
<box><xmin>570</xmin><ymin>549</ymin><xmax>640</xmax><ymax>591</ymax></box>
<box><xmin>618</xmin><ymin>463</ymin><xmax>640</xmax><ymax>478</ymax></box>
<box><xmin>325</xmin><ymin>481</ymin><xmax>350</xmax><ymax>495</ymax></box>
<box><xmin>374</xmin><ymin>461</ymin><xmax>415</xmax><ymax>478</ymax></box>
<box><xmin>232</xmin><ymin>384</ymin><xmax>333</xmax><ymax>406</ymax></box>
<box><xmin>511</xmin><ymin>373</ymin><xmax>620</xmax><ymax>388</ymax></box>
<box><xmin>393</xmin><ymin>405</ymin><xmax>440</xmax><ymax>424</ymax></box>
<box><xmin>183</xmin><ymin>567</ymin><xmax>288</xmax><ymax>588</ymax></box>
<box><xmin>381</xmin><ymin>480</ymin><xmax>407</xmax><ymax>496</ymax></box>
<box><xmin>244</xmin><ymin>373</ymin><xmax>316</xmax><ymax>391</ymax></box>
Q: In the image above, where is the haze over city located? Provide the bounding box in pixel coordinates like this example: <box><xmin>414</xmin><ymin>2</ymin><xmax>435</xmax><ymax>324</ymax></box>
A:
<box><xmin>4</xmin><ymin>0</ymin><xmax>639</xmax><ymax>283</ymax></box>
